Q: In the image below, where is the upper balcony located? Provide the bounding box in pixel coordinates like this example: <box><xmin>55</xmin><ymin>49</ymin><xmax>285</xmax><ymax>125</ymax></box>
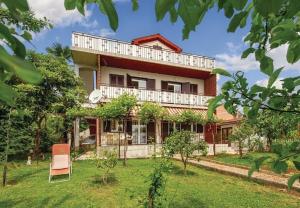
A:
<box><xmin>90</xmin><ymin>84</ymin><xmax>213</xmax><ymax>108</ymax></box>
<box><xmin>72</xmin><ymin>32</ymin><xmax>215</xmax><ymax>71</ymax></box>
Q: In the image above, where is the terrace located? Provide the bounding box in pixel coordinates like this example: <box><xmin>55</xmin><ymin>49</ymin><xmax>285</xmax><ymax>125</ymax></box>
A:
<box><xmin>72</xmin><ymin>32</ymin><xmax>215</xmax><ymax>71</ymax></box>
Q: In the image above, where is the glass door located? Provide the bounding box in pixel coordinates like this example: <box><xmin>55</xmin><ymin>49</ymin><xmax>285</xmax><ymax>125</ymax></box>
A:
<box><xmin>132</xmin><ymin>120</ymin><xmax>139</xmax><ymax>144</ymax></box>
<box><xmin>131</xmin><ymin>120</ymin><xmax>147</xmax><ymax>144</ymax></box>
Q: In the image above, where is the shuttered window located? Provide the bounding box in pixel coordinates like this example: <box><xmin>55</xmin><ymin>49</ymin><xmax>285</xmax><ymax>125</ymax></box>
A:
<box><xmin>190</xmin><ymin>84</ymin><xmax>198</xmax><ymax>95</ymax></box>
<box><xmin>109</xmin><ymin>74</ymin><xmax>124</xmax><ymax>87</ymax></box>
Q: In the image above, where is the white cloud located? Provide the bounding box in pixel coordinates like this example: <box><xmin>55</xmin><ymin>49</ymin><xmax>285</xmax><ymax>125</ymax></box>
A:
<box><xmin>28</xmin><ymin>0</ymin><xmax>92</xmax><ymax>27</ymax></box>
<box><xmin>100</xmin><ymin>28</ymin><xmax>116</xmax><ymax>37</ymax></box>
<box><xmin>256</xmin><ymin>78</ymin><xmax>283</xmax><ymax>89</ymax></box>
<box><xmin>226</xmin><ymin>42</ymin><xmax>242</xmax><ymax>53</ymax></box>
<box><xmin>216</xmin><ymin>53</ymin><xmax>259</xmax><ymax>71</ymax></box>
<box><xmin>90</xmin><ymin>28</ymin><xmax>116</xmax><ymax>38</ymax></box>
<box><xmin>267</xmin><ymin>44</ymin><xmax>300</xmax><ymax>71</ymax></box>
<box><xmin>216</xmin><ymin>42</ymin><xmax>300</xmax><ymax>72</ymax></box>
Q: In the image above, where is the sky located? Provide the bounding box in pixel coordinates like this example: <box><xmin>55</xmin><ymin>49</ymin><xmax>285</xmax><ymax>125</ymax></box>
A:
<box><xmin>26</xmin><ymin>0</ymin><xmax>300</xmax><ymax>91</ymax></box>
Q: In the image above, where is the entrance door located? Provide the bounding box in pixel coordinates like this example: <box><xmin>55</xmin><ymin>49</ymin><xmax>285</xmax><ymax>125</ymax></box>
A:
<box><xmin>132</xmin><ymin>120</ymin><xmax>147</xmax><ymax>144</ymax></box>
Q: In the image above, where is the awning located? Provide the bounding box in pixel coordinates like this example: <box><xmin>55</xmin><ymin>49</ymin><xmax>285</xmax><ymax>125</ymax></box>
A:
<box><xmin>130</xmin><ymin>106</ymin><xmax>207</xmax><ymax>117</ymax></box>
<box><xmin>165</xmin><ymin>107</ymin><xmax>206</xmax><ymax>117</ymax></box>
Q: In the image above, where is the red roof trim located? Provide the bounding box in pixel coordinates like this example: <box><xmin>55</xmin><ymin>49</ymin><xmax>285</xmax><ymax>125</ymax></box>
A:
<box><xmin>132</xmin><ymin>34</ymin><xmax>182</xmax><ymax>53</ymax></box>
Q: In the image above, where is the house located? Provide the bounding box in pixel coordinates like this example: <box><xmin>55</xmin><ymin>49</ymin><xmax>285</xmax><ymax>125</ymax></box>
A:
<box><xmin>71</xmin><ymin>32</ymin><xmax>232</xmax><ymax>157</ymax></box>
<box><xmin>214</xmin><ymin>106</ymin><xmax>243</xmax><ymax>153</ymax></box>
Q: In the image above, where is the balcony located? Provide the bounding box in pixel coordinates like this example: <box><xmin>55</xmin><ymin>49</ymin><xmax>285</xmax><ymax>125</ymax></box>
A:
<box><xmin>72</xmin><ymin>32</ymin><xmax>215</xmax><ymax>71</ymax></box>
<box><xmin>95</xmin><ymin>85</ymin><xmax>213</xmax><ymax>107</ymax></box>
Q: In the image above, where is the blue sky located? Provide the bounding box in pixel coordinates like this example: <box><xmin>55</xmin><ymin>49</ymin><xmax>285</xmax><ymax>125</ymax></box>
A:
<box><xmin>27</xmin><ymin>0</ymin><xmax>299</xmax><ymax>91</ymax></box>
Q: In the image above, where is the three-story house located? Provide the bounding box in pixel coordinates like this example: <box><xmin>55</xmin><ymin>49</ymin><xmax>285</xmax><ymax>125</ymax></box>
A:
<box><xmin>71</xmin><ymin>33</ymin><xmax>228</xmax><ymax>157</ymax></box>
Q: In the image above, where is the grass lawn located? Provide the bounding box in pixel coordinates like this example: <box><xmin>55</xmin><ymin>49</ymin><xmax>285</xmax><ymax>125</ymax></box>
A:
<box><xmin>205</xmin><ymin>152</ymin><xmax>297</xmax><ymax>173</ymax></box>
<box><xmin>0</xmin><ymin>159</ymin><xmax>299</xmax><ymax>208</ymax></box>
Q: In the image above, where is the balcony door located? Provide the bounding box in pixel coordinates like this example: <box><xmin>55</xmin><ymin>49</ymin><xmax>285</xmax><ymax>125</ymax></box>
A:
<box><xmin>132</xmin><ymin>120</ymin><xmax>147</xmax><ymax>144</ymax></box>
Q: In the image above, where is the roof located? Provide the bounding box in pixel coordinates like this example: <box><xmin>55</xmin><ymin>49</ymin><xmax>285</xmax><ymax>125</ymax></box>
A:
<box><xmin>131</xmin><ymin>34</ymin><xmax>182</xmax><ymax>53</ymax></box>
<box><xmin>216</xmin><ymin>105</ymin><xmax>243</xmax><ymax>125</ymax></box>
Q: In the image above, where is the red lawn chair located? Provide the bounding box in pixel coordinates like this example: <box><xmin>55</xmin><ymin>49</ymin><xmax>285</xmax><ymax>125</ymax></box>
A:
<box><xmin>49</xmin><ymin>144</ymin><xmax>72</xmax><ymax>183</ymax></box>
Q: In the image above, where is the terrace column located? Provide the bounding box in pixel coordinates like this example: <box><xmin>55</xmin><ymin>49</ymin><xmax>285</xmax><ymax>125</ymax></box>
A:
<box><xmin>156</xmin><ymin>119</ymin><xmax>162</xmax><ymax>144</ymax></box>
<box><xmin>96</xmin><ymin>118</ymin><xmax>101</xmax><ymax>156</ymax></box>
<box><xmin>96</xmin><ymin>54</ymin><xmax>101</xmax><ymax>89</ymax></box>
<box><xmin>74</xmin><ymin>117</ymin><xmax>80</xmax><ymax>150</ymax></box>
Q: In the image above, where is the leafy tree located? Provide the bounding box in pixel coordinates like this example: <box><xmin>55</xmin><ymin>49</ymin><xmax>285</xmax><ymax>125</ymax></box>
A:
<box><xmin>95</xmin><ymin>149</ymin><xmax>118</xmax><ymax>184</ymax></box>
<box><xmin>164</xmin><ymin>131</ymin><xmax>208</xmax><ymax>174</ymax></box>
<box><xmin>16</xmin><ymin>52</ymin><xmax>84</xmax><ymax>160</ymax></box>
<box><xmin>139</xmin><ymin>102</ymin><xmax>167</xmax><ymax>157</ymax></box>
<box><xmin>250</xmin><ymin>110</ymin><xmax>300</xmax><ymax>150</ymax></box>
<box><xmin>144</xmin><ymin>158</ymin><xmax>172</xmax><ymax>208</ymax></box>
<box><xmin>229</xmin><ymin>121</ymin><xmax>255</xmax><ymax>158</ymax></box>
<box><xmin>0</xmin><ymin>3</ymin><xmax>51</xmax><ymax>105</ymax></box>
<box><xmin>46</xmin><ymin>42</ymin><xmax>72</xmax><ymax>62</ymax></box>
<box><xmin>95</xmin><ymin>93</ymin><xmax>137</xmax><ymax>166</ymax></box>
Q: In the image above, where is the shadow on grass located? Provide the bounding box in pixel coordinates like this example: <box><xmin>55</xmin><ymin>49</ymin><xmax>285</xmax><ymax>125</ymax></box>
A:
<box><xmin>171</xmin><ymin>165</ymin><xmax>198</xmax><ymax>176</ymax></box>
<box><xmin>169</xmin><ymin>195</ymin><xmax>208</xmax><ymax>208</ymax></box>
<box><xmin>91</xmin><ymin>173</ymin><xmax>119</xmax><ymax>187</ymax></box>
<box><xmin>5</xmin><ymin>165</ymin><xmax>47</xmax><ymax>186</ymax></box>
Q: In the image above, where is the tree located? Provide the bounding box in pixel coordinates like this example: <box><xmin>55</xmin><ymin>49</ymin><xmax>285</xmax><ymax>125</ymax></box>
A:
<box><xmin>16</xmin><ymin>52</ymin><xmax>84</xmax><ymax>161</ymax></box>
<box><xmin>0</xmin><ymin>4</ymin><xmax>51</xmax><ymax>105</ymax></box>
<box><xmin>164</xmin><ymin>131</ymin><xmax>208</xmax><ymax>175</ymax></box>
<box><xmin>46</xmin><ymin>42</ymin><xmax>72</xmax><ymax>62</ymax></box>
<box><xmin>251</xmin><ymin>110</ymin><xmax>299</xmax><ymax>150</ymax></box>
<box><xmin>144</xmin><ymin>157</ymin><xmax>171</xmax><ymax>208</ymax></box>
<box><xmin>95</xmin><ymin>149</ymin><xmax>118</xmax><ymax>184</ymax></box>
<box><xmin>95</xmin><ymin>93</ymin><xmax>137</xmax><ymax>166</ymax></box>
<box><xmin>229</xmin><ymin>121</ymin><xmax>255</xmax><ymax>158</ymax></box>
<box><xmin>139</xmin><ymin>102</ymin><xmax>167</xmax><ymax>157</ymax></box>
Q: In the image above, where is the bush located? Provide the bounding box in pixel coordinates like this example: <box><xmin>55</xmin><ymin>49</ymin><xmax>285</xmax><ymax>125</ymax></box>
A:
<box><xmin>164</xmin><ymin>131</ymin><xmax>208</xmax><ymax>174</ymax></box>
<box><xmin>95</xmin><ymin>149</ymin><xmax>118</xmax><ymax>184</ymax></box>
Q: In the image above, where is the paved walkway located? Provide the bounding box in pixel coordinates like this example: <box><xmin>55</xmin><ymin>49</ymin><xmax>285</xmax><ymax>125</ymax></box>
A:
<box><xmin>174</xmin><ymin>157</ymin><xmax>300</xmax><ymax>191</ymax></box>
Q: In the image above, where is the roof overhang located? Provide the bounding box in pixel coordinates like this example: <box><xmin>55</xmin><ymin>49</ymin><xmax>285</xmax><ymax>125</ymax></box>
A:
<box><xmin>100</xmin><ymin>55</ymin><xmax>212</xmax><ymax>79</ymax></box>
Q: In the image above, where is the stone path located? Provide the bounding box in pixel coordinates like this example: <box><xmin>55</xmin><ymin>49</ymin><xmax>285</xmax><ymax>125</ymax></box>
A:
<box><xmin>174</xmin><ymin>157</ymin><xmax>300</xmax><ymax>192</ymax></box>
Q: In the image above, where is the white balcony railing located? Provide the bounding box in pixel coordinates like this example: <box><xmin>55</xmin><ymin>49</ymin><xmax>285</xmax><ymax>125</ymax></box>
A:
<box><xmin>72</xmin><ymin>32</ymin><xmax>215</xmax><ymax>70</ymax></box>
<box><xmin>98</xmin><ymin>85</ymin><xmax>212</xmax><ymax>107</ymax></box>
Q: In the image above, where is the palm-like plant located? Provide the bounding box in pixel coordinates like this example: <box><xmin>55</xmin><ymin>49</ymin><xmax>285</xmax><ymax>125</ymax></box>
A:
<box><xmin>46</xmin><ymin>42</ymin><xmax>72</xmax><ymax>62</ymax></box>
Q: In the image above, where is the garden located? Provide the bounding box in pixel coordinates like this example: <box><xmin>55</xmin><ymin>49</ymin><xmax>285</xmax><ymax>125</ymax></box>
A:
<box><xmin>1</xmin><ymin>1</ymin><xmax>300</xmax><ymax>208</ymax></box>
<box><xmin>1</xmin><ymin>159</ymin><xmax>300</xmax><ymax>208</ymax></box>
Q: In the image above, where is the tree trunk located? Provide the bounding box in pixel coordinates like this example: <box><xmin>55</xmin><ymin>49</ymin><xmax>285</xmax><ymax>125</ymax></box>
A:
<box><xmin>123</xmin><ymin>118</ymin><xmax>127</xmax><ymax>166</ymax></box>
<box><xmin>2</xmin><ymin>108</ymin><xmax>11</xmax><ymax>187</ymax></box>
<box><xmin>34</xmin><ymin>117</ymin><xmax>44</xmax><ymax>164</ymax></box>
<box><xmin>147</xmin><ymin>190</ymin><xmax>154</xmax><ymax>208</ymax></box>
<box><xmin>183</xmin><ymin>160</ymin><xmax>187</xmax><ymax>175</ymax></box>
<box><xmin>238</xmin><ymin>141</ymin><xmax>243</xmax><ymax>158</ymax></box>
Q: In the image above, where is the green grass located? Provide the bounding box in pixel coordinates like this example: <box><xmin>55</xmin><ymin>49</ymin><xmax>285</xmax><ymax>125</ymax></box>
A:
<box><xmin>205</xmin><ymin>152</ymin><xmax>297</xmax><ymax>173</ymax></box>
<box><xmin>0</xmin><ymin>159</ymin><xmax>299</xmax><ymax>208</ymax></box>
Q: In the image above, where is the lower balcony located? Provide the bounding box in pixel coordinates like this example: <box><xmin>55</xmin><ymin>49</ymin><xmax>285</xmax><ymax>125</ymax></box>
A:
<box><xmin>94</xmin><ymin>85</ymin><xmax>213</xmax><ymax>107</ymax></box>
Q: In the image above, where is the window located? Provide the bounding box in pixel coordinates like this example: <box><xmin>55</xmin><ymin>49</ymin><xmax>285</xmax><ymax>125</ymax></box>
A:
<box><xmin>131</xmin><ymin>78</ymin><xmax>147</xmax><ymax>89</ymax></box>
<box><xmin>222</xmin><ymin>127</ymin><xmax>232</xmax><ymax>141</ymax></box>
<box><xmin>167</xmin><ymin>83</ymin><xmax>181</xmax><ymax>93</ymax></box>
<box><xmin>110</xmin><ymin>74</ymin><xmax>124</xmax><ymax>87</ymax></box>
<box><xmin>103</xmin><ymin>120</ymin><xmax>123</xmax><ymax>132</ymax></box>
<box><xmin>190</xmin><ymin>84</ymin><xmax>198</xmax><ymax>95</ymax></box>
